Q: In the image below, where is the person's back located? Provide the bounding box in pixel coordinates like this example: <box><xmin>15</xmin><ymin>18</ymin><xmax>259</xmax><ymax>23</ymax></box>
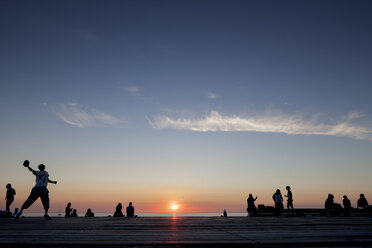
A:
<box><xmin>114</xmin><ymin>203</ymin><xmax>124</xmax><ymax>217</ymax></box>
<box><xmin>126</xmin><ymin>202</ymin><xmax>134</xmax><ymax>217</ymax></box>
<box><xmin>358</xmin><ymin>194</ymin><xmax>368</xmax><ymax>208</ymax></box>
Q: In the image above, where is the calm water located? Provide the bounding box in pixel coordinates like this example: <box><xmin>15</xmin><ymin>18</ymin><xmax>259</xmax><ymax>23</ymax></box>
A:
<box><xmin>23</xmin><ymin>212</ymin><xmax>248</xmax><ymax>217</ymax></box>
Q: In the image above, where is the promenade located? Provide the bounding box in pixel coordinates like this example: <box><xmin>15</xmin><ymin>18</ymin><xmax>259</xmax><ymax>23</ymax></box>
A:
<box><xmin>1</xmin><ymin>216</ymin><xmax>372</xmax><ymax>247</ymax></box>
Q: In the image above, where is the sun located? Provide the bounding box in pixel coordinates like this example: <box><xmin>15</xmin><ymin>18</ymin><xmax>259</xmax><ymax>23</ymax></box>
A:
<box><xmin>170</xmin><ymin>203</ymin><xmax>179</xmax><ymax>211</ymax></box>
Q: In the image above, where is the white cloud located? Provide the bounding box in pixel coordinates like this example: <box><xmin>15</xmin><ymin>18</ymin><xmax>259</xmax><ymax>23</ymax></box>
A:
<box><xmin>207</xmin><ymin>92</ymin><xmax>218</xmax><ymax>99</ymax></box>
<box><xmin>147</xmin><ymin>111</ymin><xmax>372</xmax><ymax>141</ymax></box>
<box><xmin>124</xmin><ymin>86</ymin><xmax>142</xmax><ymax>95</ymax></box>
<box><xmin>45</xmin><ymin>102</ymin><xmax>125</xmax><ymax>128</ymax></box>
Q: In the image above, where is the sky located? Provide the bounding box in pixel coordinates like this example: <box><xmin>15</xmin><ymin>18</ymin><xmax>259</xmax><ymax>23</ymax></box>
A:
<box><xmin>1</xmin><ymin>0</ymin><xmax>372</xmax><ymax>214</ymax></box>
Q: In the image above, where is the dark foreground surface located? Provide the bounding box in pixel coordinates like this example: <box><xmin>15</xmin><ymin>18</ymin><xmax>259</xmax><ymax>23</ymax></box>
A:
<box><xmin>1</xmin><ymin>216</ymin><xmax>372</xmax><ymax>248</ymax></box>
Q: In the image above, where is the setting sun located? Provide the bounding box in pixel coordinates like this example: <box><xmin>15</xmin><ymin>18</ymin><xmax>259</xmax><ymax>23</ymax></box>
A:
<box><xmin>170</xmin><ymin>203</ymin><xmax>179</xmax><ymax>211</ymax></box>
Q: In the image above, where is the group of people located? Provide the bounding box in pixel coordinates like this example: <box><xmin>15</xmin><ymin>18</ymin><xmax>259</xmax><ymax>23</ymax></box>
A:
<box><xmin>247</xmin><ymin>186</ymin><xmax>293</xmax><ymax>216</ymax></box>
<box><xmin>63</xmin><ymin>202</ymin><xmax>136</xmax><ymax>218</ymax></box>
<box><xmin>2</xmin><ymin>161</ymin><xmax>372</xmax><ymax>219</ymax></box>
<box><xmin>325</xmin><ymin>193</ymin><xmax>371</xmax><ymax>216</ymax></box>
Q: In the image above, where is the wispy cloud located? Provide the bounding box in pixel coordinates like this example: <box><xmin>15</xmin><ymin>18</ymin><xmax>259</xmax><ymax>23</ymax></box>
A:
<box><xmin>44</xmin><ymin>102</ymin><xmax>125</xmax><ymax>128</ymax></box>
<box><xmin>124</xmin><ymin>86</ymin><xmax>142</xmax><ymax>95</ymax></box>
<box><xmin>147</xmin><ymin>111</ymin><xmax>372</xmax><ymax>141</ymax></box>
<box><xmin>207</xmin><ymin>92</ymin><xmax>218</xmax><ymax>99</ymax></box>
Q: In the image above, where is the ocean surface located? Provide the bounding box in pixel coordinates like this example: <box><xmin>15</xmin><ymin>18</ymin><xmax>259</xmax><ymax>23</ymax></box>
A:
<box><xmin>23</xmin><ymin>212</ymin><xmax>248</xmax><ymax>217</ymax></box>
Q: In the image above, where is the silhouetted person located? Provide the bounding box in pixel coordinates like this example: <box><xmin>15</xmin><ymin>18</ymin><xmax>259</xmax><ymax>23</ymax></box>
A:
<box><xmin>85</xmin><ymin>208</ymin><xmax>94</xmax><ymax>217</ymax></box>
<box><xmin>325</xmin><ymin>194</ymin><xmax>342</xmax><ymax>216</ymax></box>
<box><xmin>71</xmin><ymin>209</ymin><xmax>78</xmax><ymax>217</ymax></box>
<box><xmin>15</xmin><ymin>161</ymin><xmax>57</xmax><ymax>220</ymax></box>
<box><xmin>357</xmin><ymin>194</ymin><xmax>369</xmax><ymax>215</ymax></box>
<box><xmin>343</xmin><ymin>195</ymin><xmax>352</xmax><ymax>216</ymax></box>
<box><xmin>5</xmin><ymin>184</ymin><xmax>16</xmax><ymax>213</ymax></box>
<box><xmin>11</xmin><ymin>208</ymin><xmax>19</xmax><ymax>218</ymax></box>
<box><xmin>272</xmin><ymin>189</ymin><xmax>284</xmax><ymax>216</ymax></box>
<box><xmin>114</xmin><ymin>203</ymin><xmax>124</xmax><ymax>217</ymax></box>
<box><xmin>126</xmin><ymin>202</ymin><xmax>134</xmax><ymax>217</ymax></box>
<box><xmin>247</xmin><ymin>194</ymin><xmax>258</xmax><ymax>216</ymax></box>
<box><xmin>285</xmin><ymin>186</ymin><xmax>294</xmax><ymax>215</ymax></box>
<box><xmin>65</xmin><ymin>202</ymin><xmax>72</xmax><ymax>217</ymax></box>
<box><xmin>357</xmin><ymin>194</ymin><xmax>368</xmax><ymax>208</ymax></box>
<box><xmin>223</xmin><ymin>209</ymin><xmax>227</xmax><ymax>217</ymax></box>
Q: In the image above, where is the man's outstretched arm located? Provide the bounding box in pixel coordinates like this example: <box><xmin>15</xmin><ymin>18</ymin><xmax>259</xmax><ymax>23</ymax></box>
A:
<box><xmin>48</xmin><ymin>179</ymin><xmax>57</xmax><ymax>184</ymax></box>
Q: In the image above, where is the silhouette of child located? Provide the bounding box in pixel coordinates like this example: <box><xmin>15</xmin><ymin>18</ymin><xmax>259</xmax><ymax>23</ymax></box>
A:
<box><xmin>285</xmin><ymin>186</ymin><xmax>294</xmax><ymax>215</ymax></box>
<box><xmin>5</xmin><ymin>184</ymin><xmax>16</xmax><ymax>213</ymax></box>
<box><xmin>71</xmin><ymin>209</ymin><xmax>78</xmax><ymax>217</ymax></box>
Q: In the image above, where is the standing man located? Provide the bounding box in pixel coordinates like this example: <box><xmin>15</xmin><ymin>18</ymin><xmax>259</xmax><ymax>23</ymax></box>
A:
<box><xmin>285</xmin><ymin>186</ymin><xmax>294</xmax><ymax>215</ymax></box>
<box><xmin>15</xmin><ymin>160</ymin><xmax>57</xmax><ymax>219</ymax></box>
<box><xmin>5</xmin><ymin>184</ymin><xmax>16</xmax><ymax>213</ymax></box>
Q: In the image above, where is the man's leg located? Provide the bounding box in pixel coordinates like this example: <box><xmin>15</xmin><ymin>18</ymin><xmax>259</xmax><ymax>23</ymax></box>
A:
<box><xmin>40</xmin><ymin>187</ymin><xmax>50</xmax><ymax>219</ymax></box>
<box><xmin>15</xmin><ymin>188</ymin><xmax>40</xmax><ymax>219</ymax></box>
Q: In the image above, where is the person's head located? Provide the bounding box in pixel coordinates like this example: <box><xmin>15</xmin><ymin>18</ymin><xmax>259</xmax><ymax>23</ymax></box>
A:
<box><xmin>286</xmin><ymin>186</ymin><xmax>290</xmax><ymax>190</ymax></box>
<box><xmin>6</xmin><ymin>183</ymin><xmax>11</xmax><ymax>189</ymax></box>
<box><xmin>14</xmin><ymin>208</ymin><xmax>19</xmax><ymax>212</ymax></box>
<box><xmin>118</xmin><ymin>203</ymin><xmax>122</xmax><ymax>207</ymax></box>
<box><xmin>129</xmin><ymin>202</ymin><xmax>132</xmax><ymax>206</ymax></box>
<box><xmin>343</xmin><ymin>195</ymin><xmax>348</xmax><ymax>199</ymax></box>
<box><xmin>87</xmin><ymin>208</ymin><xmax>91</xmax><ymax>213</ymax></box>
<box><xmin>67</xmin><ymin>202</ymin><xmax>71</xmax><ymax>206</ymax></box>
<box><xmin>73</xmin><ymin>209</ymin><xmax>77</xmax><ymax>213</ymax></box>
<box><xmin>328</xmin><ymin>194</ymin><xmax>334</xmax><ymax>199</ymax></box>
<box><xmin>276</xmin><ymin>189</ymin><xmax>280</xmax><ymax>193</ymax></box>
<box><xmin>360</xmin><ymin>194</ymin><xmax>365</xmax><ymax>198</ymax></box>
<box><xmin>249</xmin><ymin>194</ymin><xmax>253</xmax><ymax>197</ymax></box>
<box><xmin>38</xmin><ymin>164</ymin><xmax>45</xmax><ymax>171</ymax></box>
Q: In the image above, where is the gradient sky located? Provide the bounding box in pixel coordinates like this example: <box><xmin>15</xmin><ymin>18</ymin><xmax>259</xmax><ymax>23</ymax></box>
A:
<box><xmin>1</xmin><ymin>0</ymin><xmax>372</xmax><ymax>214</ymax></box>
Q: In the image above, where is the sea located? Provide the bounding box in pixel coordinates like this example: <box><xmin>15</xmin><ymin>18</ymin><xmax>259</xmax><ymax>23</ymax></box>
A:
<box><xmin>23</xmin><ymin>212</ymin><xmax>248</xmax><ymax>217</ymax></box>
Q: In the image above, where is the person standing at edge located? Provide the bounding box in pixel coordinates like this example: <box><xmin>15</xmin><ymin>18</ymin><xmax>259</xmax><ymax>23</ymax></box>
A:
<box><xmin>15</xmin><ymin>160</ymin><xmax>57</xmax><ymax>220</ymax></box>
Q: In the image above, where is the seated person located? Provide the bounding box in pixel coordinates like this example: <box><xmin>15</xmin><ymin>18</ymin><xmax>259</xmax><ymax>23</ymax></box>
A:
<box><xmin>71</xmin><ymin>209</ymin><xmax>78</xmax><ymax>217</ymax></box>
<box><xmin>114</xmin><ymin>203</ymin><xmax>124</xmax><ymax>217</ymax></box>
<box><xmin>85</xmin><ymin>208</ymin><xmax>94</xmax><ymax>217</ymax></box>
<box><xmin>126</xmin><ymin>202</ymin><xmax>135</xmax><ymax>217</ymax></box>
<box><xmin>325</xmin><ymin>194</ymin><xmax>342</xmax><ymax>216</ymax></box>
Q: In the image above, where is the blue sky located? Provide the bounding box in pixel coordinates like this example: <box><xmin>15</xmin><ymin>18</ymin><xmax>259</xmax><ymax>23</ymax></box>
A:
<box><xmin>1</xmin><ymin>0</ymin><xmax>372</xmax><ymax>212</ymax></box>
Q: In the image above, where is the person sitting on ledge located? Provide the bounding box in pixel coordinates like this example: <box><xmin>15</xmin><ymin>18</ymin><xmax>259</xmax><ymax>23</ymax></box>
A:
<box><xmin>114</xmin><ymin>203</ymin><xmax>124</xmax><ymax>217</ymax></box>
<box><xmin>247</xmin><ymin>194</ymin><xmax>258</xmax><ymax>217</ymax></box>
<box><xmin>126</xmin><ymin>202</ymin><xmax>135</xmax><ymax>217</ymax></box>
<box><xmin>85</xmin><ymin>208</ymin><xmax>94</xmax><ymax>217</ymax></box>
<box><xmin>325</xmin><ymin>194</ymin><xmax>342</xmax><ymax>216</ymax></box>
<box><xmin>71</xmin><ymin>209</ymin><xmax>78</xmax><ymax>217</ymax></box>
<box><xmin>357</xmin><ymin>194</ymin><xmax>370</xmax><ymax>215</ymax></box>
<box><xmin>343</xmin><ymin>195</ymin><xmax>352</xmax><ymax>216</ymax></box>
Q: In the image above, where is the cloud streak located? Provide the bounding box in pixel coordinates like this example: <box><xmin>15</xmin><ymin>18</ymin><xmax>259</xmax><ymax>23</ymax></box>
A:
<box><xmin>124</xmin><ymin>86</ymin><xmax>142</xmax><ymax>95</ymax></box>
<box><xmin>45</xmin><ymin>102</ymin><xmax>125</xmax><ymax>128</ymax></box>
<box><xmin>147</xmin><ymin>111</ymin><xmax>372</xmax><ymax>141</ymax></box>
<box><xmin>207</xmin><ymin>92</ymin><xmax>218</xmax><ymax>99</ymax></box>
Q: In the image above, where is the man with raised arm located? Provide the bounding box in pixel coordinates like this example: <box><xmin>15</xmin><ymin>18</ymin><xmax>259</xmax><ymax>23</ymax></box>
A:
<box><xmin>15</xmin><ymin>160</ymin><xmax>57</xmax><ymax>220</ymax></box>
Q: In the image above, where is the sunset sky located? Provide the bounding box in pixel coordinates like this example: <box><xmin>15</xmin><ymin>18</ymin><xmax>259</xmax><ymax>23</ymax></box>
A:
<box><xmin>1</xmin><ymin>0</ymin><xmax>372</xmax><ymax>214</ymax></box>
